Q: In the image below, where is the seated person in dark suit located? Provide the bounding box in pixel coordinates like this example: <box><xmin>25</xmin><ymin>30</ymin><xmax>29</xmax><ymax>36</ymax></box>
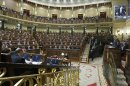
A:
<box><xmin>31</xmin><ymin>54</ymin><xmax>42</xmax><ymax>64</ymax></box>
<box><xmin>64</xmin><ymin>53</ymin><xmax>69</xmax><ymax>59</ymax></box>
<box><xmin>22</xmin><ymin>48</ymin><xmax>32</xmax><ymax>64</ymax></box>
<box><xmin>1</xmin><ymin>48</ymin><xmax>12</xmax><ymax>62</ymax></box>
<box><xmin>22</xmin><ymin>53</ymin><xmax>32</xmax><ymax>64</ymax></box>
<box><xmin>10</xmin><ymin>48</ymin><xmax>38</xmax><ymax>76</ymax></box>
<box><xmin>112</xmin><ymin>38</ymin><xmax>120</xmax><ymax>48</ymax></box>
<box><xmin>11</xmin><ymin>48</ymin><xmax>25</xmax><ymax>63</ymax></box>
<box><xmin>121</xmin><ymin>42</ymin><xmax>128</xmax><ymax>57</ymax></box>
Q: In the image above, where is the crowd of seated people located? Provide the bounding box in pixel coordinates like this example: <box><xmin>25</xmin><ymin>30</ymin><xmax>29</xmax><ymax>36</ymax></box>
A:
<box><xmin>35</xmin><ymin>32</ymin><xmax>87</xmax><ymax>50</ymax></box>
<box><xmin>0</xmin><ymin>28</ymin><xmax>43</xmax><ymax>65</ymax></box>
<box><xmin>1</xmin><ymin>47</ymin><xmax>43</xmax><ymax>64</ymax></box>
<box><xmin>0</xmin><ymin>27</ymin><xmax>122</xmax><ymax>63</ymax></box>
<box><xmin>88</xmin><ymin>32</ymin><xmax>114</xmax><ymax>61</ymax></box>
<box><xmin>0</xmin><ymin>47</ymin><xmax>44</xmax><ymax>79</ymax></box>
<box><xmin>111</xmin><ymin>36</ymin><xmax>130</xmax><ymax>58</ymax></box>
<box><xmin>0</xmin><ymin>6</ymin><xmax>112</xmax><ymax>24</ymax></box>
<box><xmin>98</xmin><ymin>16</ymin><xmax>112</xmax><ymax>22</ymax></box>
<box><xmin>0</xmin><ymin>29</ymin><xmax>39</xmax><ymax>50</ymax></box>
<box><xmin>35</xmin><ymin>31</ymin><xmax>116</xmax><ymax>59</ymax></box>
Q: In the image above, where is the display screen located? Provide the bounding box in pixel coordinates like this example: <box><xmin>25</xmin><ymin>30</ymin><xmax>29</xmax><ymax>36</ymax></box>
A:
<box><xmin>115</xmin><ymin>5</ymin><xmax>126</xmax><ymax>19</ymax></box>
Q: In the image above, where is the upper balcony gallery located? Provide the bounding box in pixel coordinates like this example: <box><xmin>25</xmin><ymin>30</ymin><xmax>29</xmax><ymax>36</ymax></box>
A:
<box><xmin>0</xmin><ymin>0</ymin><xmax>112</xmax><ymax>24</ymax></box>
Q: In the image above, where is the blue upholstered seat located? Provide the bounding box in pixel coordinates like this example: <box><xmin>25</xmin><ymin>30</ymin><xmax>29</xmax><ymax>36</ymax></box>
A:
<box><xmin>32</xmin><ymin>54</ymin><xmax>42</xmax><ymax>62</ymax></box>
<box><xmin>46</xmin><ymin>58</ymin><xmax>62</xmax><ymax>66</ymax></box>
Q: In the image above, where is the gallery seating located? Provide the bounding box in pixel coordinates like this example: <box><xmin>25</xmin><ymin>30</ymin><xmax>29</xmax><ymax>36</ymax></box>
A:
<box><xmin>0</xmin><ymin>6</ymin><xmax>112</xmax><ymax>24</ymax></box>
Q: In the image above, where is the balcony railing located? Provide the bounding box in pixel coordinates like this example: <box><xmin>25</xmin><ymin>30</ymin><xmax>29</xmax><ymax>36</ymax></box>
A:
<box><xmin>0</xmin><ymin>6</ymin><xmax>112</xmax><ymax>25</ymax></box>
<box><xmin>0</xmin><ymin>62</ymin><xmax>79</xmax><ymax>86</ymax></box>
<box><xmin>103</xmin><ymin>45</ymin><xmax>118</xmax><ymax>86</ymax></box>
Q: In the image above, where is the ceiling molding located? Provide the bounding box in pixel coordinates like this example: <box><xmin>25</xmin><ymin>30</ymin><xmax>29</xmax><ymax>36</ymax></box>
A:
<box><xmin>27</xmin><ymin>0</ymin><xmax>111</xmax><ymax>7</ymax></box>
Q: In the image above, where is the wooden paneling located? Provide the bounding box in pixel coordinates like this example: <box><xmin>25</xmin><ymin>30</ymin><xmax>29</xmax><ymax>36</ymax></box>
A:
<box><xmin>0</xmin><ymin>41</ymin><xmax>1</xmax><ymax>62</ymax></box>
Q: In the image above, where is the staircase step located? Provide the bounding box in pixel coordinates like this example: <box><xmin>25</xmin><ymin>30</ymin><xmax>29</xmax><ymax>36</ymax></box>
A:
<box><xmin>81</xmin><ymin>60</ymin><xmax>87</xmax><ymax>61</ymax></box>
<box><xmin>81</xmin><ymin>59</ymin><xmax>87</xmax><ymax>60</ymax></box>
<box><xmin>117</xmin><ymin>69</ymin><xmax>124</xmax><ymax>74</ymax></box>
<box><xmin>117</xmin><ymin>74</ymin><xmax>126</xmax><ymax>80</ymax></box>
<box><xmin>82</xmin><ymin>57</ymin><xmax>87</xmax><ymax>59</ymax></box>
<box><xmin>81</xmin><ymin>60</ymin><xmax>87</xmax><ymax>62</ymax></box>
<box><xmin>121</xmin><ymin>60</ymin><xmax>126</xmax><ymax>68</ymax></box>
<box><xmin>81</xmin><ymin>61</ymin><xmax>87</xmax><ymax>63</ymax></box>
<box><xmin>80</xmin><ymin>44</ymin><xmax>90</xmax><ymax>64</ymax></box>
<box><xmin>82</xmin><ymin>58</ymin><xmax>87</xmax><ymax>59</ymax></box>
<box><xmin>117</xmin><ymin>80</ymin><xmax>128</xmax><ymax>86</ymax></box>
<box><xmin>81</xmin><ymin>61</ymin><xmax>87</xmax><ymax>62</ymax></box>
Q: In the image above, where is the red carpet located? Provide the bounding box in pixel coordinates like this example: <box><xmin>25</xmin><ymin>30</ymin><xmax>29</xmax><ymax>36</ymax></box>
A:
<box><xmin>88</xmin><ymin>83</ymin><xmax>97</xmax><ymax>86</ymax></box>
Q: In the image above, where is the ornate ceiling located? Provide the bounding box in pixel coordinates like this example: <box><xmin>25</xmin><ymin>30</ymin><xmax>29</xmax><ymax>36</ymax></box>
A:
<box><xmin>27</xmin><ymin>0</ymin><xmax>110</xmax><ymax>7</ymax></box>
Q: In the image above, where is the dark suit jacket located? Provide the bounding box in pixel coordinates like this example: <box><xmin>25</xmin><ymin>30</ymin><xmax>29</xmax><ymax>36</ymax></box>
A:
<box><xmin>11</xmin><ymin>52</ymin><xmax>25</xmax><ymax>63</ymax></box>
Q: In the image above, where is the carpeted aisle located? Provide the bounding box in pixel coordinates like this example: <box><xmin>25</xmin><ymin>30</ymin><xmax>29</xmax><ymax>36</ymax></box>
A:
<box><xmin>79</xmin><ymin>63</ymin><xmax>100</xmax><ymax>86</ymax></box>
<box><xmin>71</xmin><ymin>54</ymin><xmax>107</xmax><ymax>86</ymax></box>
<box><xmin>78</xmin><ymin>63</ymin><xmax>107</xmax><ymax>86</ymax></box>
<box><xmin>88</xmin><ymin>83</ymin><xmax>97</xmax><ymax>86</ymax></box>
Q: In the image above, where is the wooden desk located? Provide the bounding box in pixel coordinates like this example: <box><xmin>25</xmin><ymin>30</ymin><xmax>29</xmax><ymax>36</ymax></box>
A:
<box><xmin>0</xmin><ymin>62</ymin><xmax>72</xmax><ymax>77</ymax></box>
<box><xmin>0</xmin><ymin>41</ymin><xmax>1</xmax><ymax>61</ymax></box>
<box><xmin>46</xmin><ymin>49</ymin><xmax>81</xmax><ymax>58</ymax></box>
<box><xmin>62</xmin><ymin>59</ymin><xmax>71</xmax><ymax>66</ymax></box>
